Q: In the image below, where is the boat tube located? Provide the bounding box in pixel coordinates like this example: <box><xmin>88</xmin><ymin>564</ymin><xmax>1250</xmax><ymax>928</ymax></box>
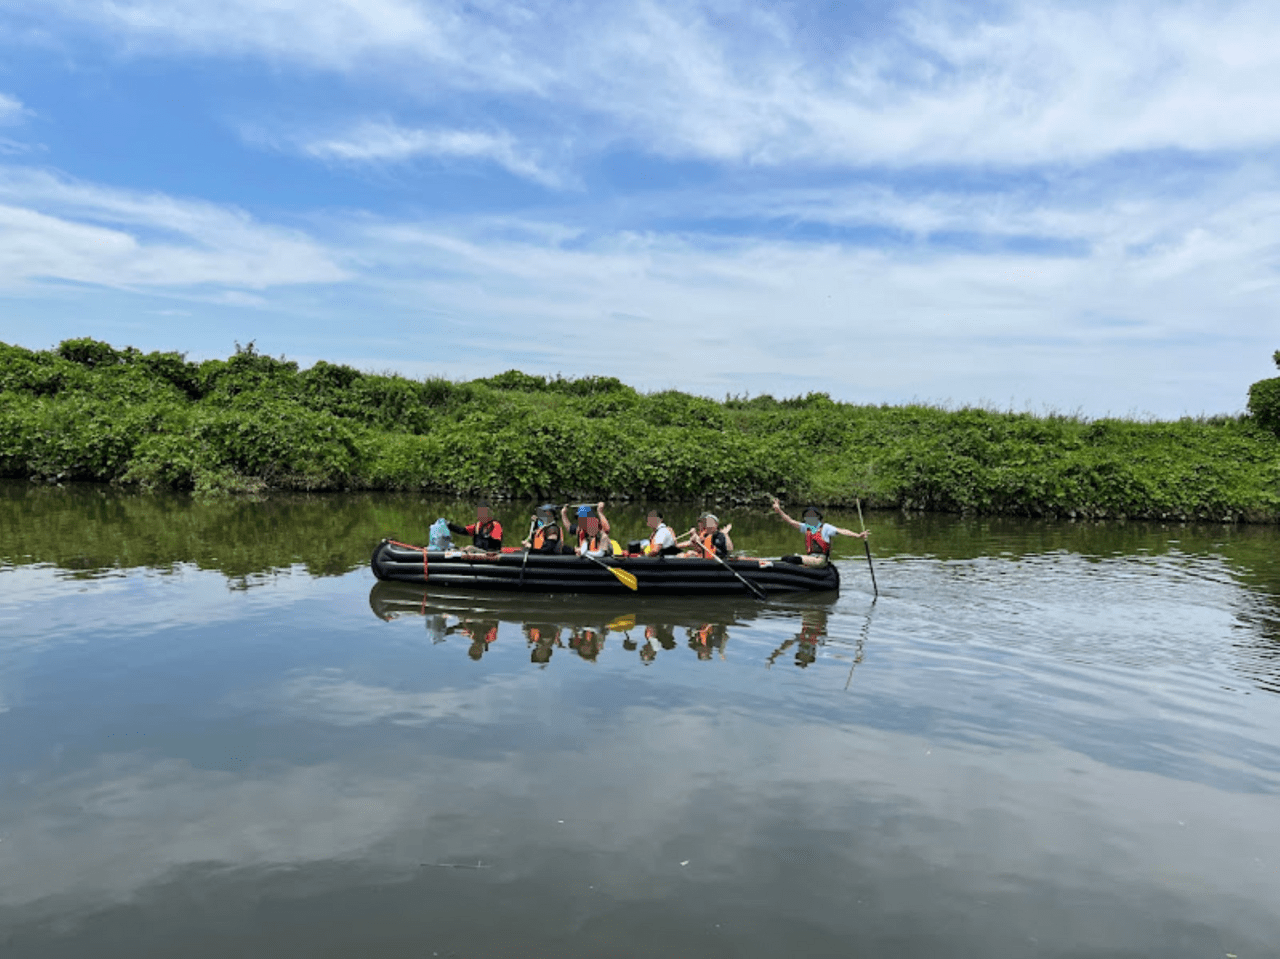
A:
<box><xmin>370</xmin><ymin>539</ymin><xmax>839</xmax><ymax>596</ymax></box>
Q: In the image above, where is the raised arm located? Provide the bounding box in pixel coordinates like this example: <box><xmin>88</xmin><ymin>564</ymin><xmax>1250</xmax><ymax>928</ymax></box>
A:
<box><xmin>595</xmin><ymin>502</ymin><xmax>611</xmax><ymax>534</ymax></box>
<box><xmin>771</xmin><ymin>498</ymin><xmax>801</xmax><ymax>530</ymax></box>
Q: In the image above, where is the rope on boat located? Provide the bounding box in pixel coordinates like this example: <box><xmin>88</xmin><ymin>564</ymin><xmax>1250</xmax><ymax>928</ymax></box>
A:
<box><xmin>387</xmin><ymin>540</ymin><xmax>428</xmax><ymax>581</ymax></box>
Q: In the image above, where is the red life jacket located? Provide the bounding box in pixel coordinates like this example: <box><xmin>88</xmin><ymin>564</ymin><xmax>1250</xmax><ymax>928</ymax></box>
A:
<box><xmin>804</xmin><ymin>524</ymin><xmax>830</xmax><ymax>555</ymax></box>
<box><xmin>468</xmin><ymin>520</ymin><xmax>502</xmax><ymax>551</ymax></box>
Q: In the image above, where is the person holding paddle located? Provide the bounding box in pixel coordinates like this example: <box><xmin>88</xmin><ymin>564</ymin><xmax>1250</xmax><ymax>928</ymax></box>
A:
<box><xmin>574</xmin><ymin>509</ymin><xmax>612</xmax><ymax>558</ymax></box>
<box><xmin>680</xmin><ymin>513</ymin><xmax>729</xmax><ymax>559</ymax></box>
<box><xmin>771</xmin><ymin>500</ymin><xmax>868</xmax><ymax>567</ymax></box>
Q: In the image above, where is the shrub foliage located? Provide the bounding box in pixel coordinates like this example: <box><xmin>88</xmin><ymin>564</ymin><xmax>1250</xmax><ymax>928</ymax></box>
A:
<box><xmin>2</xmin><ymin>339</ymin><xmax>1278</xmax><ymax>521</ymax></box>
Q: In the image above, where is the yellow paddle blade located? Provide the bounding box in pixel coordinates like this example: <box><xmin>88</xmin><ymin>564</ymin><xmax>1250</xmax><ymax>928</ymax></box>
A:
<box><xmin>606</xmin><ymin>614</ymin><xmax>637</xmax><ymax>631</ymax></box>
<box><xmin>608</xmin><ymin>566</ymin><xmax>639</xmax><ymax>591</ymax></box>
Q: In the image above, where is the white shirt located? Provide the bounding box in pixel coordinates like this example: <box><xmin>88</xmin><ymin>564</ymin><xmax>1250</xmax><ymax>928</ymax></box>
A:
<box><xmin>649</xmin><ymin>523</ymin><xmax>676</xmax><ymax>551</ymax></box>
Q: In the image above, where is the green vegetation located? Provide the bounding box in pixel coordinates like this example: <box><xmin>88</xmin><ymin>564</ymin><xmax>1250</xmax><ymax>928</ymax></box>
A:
<box><xmin>3</xmin><ymin>338</ymin><xmax>1279</xmax><ymax>522</ymax></box>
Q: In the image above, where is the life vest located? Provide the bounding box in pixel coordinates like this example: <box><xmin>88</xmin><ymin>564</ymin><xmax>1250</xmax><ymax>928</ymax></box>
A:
<box><xmin>648</xmin><ymin>523</ymin><xmax>672</xmax><ymax>555</ymax></box>
<box><xmin>694</xmin><ymin>529</ymin><xmax>727</xmax><ymax>559</ymax></box>
<box><xmin>803</xmin><ymin>524</ymin><xmax>830</xmax><ymax>555</ymax></box>
<box><xmin>470</xmin><ymin>520</ymin><xmax>502</xmax><ymax>551</ymax></box>
<box><xmin>577</xmin><ymin>527</ymin><xmax>609</xmax><ymax>554</ymax></box>
<box><xmin>532</xmin><ymin>523</ymin><xmax>560</xmax><ymax>552</ymax></box>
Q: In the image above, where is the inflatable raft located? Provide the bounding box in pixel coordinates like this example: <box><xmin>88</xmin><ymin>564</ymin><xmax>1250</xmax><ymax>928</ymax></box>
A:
<box><xmin>370</xmin><ymin>539</ymin><xmax>839</xmax><ymax>596</ymax></box>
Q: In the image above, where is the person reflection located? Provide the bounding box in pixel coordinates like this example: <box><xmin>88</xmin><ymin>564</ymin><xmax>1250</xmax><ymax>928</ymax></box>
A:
<box><xmin>569</xmin><ymin>625</ymin><xmax>607</xmax><ymax>662</ymax></box>
<box><xmin>767</xmin><ymin>609</ymin><xmax>829</xmax><ymax>669</ymax></box>
<box><xmin>524</xmin><ymin>622</ymin><xmax>563</xmax><ymax>665</ymax></box>
<box><xmin>688</xmin><ymin>622</ymin><xmax>729</xmax><ymax>661</ymax></box>
<box><xmin>452</xmin><ymin>618</ymin><xmax>499</xmax><ymax>661</ymax></box>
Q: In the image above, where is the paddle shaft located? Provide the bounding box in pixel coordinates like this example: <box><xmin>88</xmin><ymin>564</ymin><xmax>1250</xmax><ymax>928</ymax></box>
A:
<box><xmin>518</xmin><ymin>517</ymin><xmax>537</xmax><ymax>588</ymax></box>
<box><xmin>707</xmin><ymin>546</ymin><xmax>768</xmax><ymax>601</ymax></box>
<box><xmin>582</xmin><ymin>551</ymin><xmax>638</xmax><ymax>591</ymax></box>
<box><xmin>855</xmin><ymin>499</ymin><xmax>879</xmax><ymax>597</ymax></box>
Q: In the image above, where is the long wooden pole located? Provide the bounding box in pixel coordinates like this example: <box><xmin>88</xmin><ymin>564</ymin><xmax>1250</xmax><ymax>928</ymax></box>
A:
<box><xmin>855</xmin><ymin>498</ymin><xmax>878</xmax><ymax>598</ymax></box>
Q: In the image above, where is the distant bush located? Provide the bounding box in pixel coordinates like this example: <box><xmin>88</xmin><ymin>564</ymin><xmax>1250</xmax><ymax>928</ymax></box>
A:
<box><xmin>1</xmin><ymin>337</ymin><xmax>1277</xmax><ymax>520</ymax></box>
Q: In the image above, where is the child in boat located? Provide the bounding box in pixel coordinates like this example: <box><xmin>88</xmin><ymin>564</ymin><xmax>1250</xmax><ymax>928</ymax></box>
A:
<box><xmin>574</xmin><ymin>510</ymin><xmax>612</xmax><ymax>558</ymax></box>
<box><xmin>771</xmin><ymin>499</ymin><xmax>868</xmax><ymax>567</ymax></box>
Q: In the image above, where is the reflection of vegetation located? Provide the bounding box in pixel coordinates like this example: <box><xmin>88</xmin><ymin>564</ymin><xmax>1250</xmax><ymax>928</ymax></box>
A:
<box><xmin>3</xmin><ymin>339</ymin><xmax>1279</xmax><ymax>520</ymax></box>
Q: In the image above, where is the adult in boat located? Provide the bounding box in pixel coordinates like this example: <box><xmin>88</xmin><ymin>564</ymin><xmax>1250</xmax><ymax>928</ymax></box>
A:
<box><xmin>522</xmin><ymin>503</ymin><xmax>566</xmax><ymax>554</ymax></box>
<box><xmin>447</xmin><ymin>502</ymin><xmax>503</xmax><ymax>554</ymax></box>
<box><xmin>640</xmin><ymin>509</ymin><xmax>679</xmax><ymax>556</ymax></box>
<box><xmin>574</xmin><ymin>508</ymin><xmax>613</xmax><ymax>558</ymax></box>
<box><xmin>676</xmin><ymin>512</ymin><xmax>734</xmax><ymax>554</ymax></box>
<box><xmin>771</xmin><ymin>499</ymin><xmax>868</xmax><ymax>566</ymax></box>
<box><xmin>680</xmin><ymin>513</ymin><xmax>729</xmax><ymax>559</ymax></box>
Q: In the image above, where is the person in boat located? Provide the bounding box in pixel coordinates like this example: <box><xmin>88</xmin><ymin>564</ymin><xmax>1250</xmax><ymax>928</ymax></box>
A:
<box><xmin>522</xmin><ymin>503</ymin><xmax>566</xmax><ymax>554</ymax></box>
<box><xmin>574</xmin><ymin>508</ymin><xmax>613</xmax><ymax>558</ymax></box>
<box><xmin>640</xmin><ymin>509</ymin><xmax>679</xmax><ymax>556</ymax></box>
<box><xmin>447</xmin><ymin>502</ymin><xmax>503</xmax><ymax>554</ymax></box>
<box><xmin>678</xmin><ymin>513</ymin><xmax>729</xmax><ymax>559</ymax></box>
<box><xmin>771</xmin><ymin>499</ymin><xmax>867</xmax><ymax>566</ymax></box>
<box><xmin>562</xmin><ymin>501</ymin><xmax>611</xmax><ymax>541</ymax></box>
<box><xmin>676</xmin><ymin>513</ymin><xmax>734</xmax><ymax>554</ymax></box>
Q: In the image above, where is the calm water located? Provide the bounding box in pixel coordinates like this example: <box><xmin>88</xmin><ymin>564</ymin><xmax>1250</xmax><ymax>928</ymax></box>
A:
<box><xmin>2</xmin><ymin>483</ymin><xmax>1279</xmax><ymax>958</ymax></box>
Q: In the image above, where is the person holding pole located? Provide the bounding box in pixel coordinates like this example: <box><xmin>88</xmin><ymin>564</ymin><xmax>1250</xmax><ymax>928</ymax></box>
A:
<box><xmin>771</xmin><ymin>500</ymin><xmax>868</xmax><ymax>567</ymax></box>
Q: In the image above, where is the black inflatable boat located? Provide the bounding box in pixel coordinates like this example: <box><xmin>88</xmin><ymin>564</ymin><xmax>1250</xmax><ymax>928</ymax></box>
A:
<box><xmin>370</xmin><ymin>540</ymin><xmax>839</xmax><ymax>596</ymax></box>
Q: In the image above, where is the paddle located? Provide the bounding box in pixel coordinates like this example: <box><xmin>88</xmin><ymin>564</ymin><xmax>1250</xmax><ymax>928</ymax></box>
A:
<box><xmin>518</xmin><ymin>517</ymin><xmax>537</xmax><ymax>588</ymax></box>
<box><xmin>706</xmin><ymin>542</ymin><xmax>768</xmax><ymax>601</ymax></box>
<box><xmin>582</xmin><ymin>551</ymin><xmax>638</xmax><ymax>591</ymax></box>
<box><xmin>855</xmin><ymin>498</ymin><xmax>879</xmax><ymax>598</ymax></box>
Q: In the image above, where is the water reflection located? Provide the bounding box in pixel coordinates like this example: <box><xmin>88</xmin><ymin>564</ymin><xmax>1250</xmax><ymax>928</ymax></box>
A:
<box><xmin>369</xmin><ymin>580</ymin><xmax>843</xmax><ymax>670</ymax></box>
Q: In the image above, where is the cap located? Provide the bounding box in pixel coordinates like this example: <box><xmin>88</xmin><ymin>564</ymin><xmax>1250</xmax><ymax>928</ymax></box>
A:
<box><xmin>577</xmin><ymin>505</ymin><xmax>593</xmax><ymax>517</ymax></box>
<box><xmin>536</xmin><ymin>503</ymin><xmax>558</xmax><ymax>513</ymax></box>
<box><xmin>703</xmin><ymin>513</ymin><xmax>719</xmax><ymax>524</ymax></box>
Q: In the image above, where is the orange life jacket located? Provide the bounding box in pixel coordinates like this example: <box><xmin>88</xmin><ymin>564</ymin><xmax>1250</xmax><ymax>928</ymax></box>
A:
<box><xmin>577</xmin><ymin>527</ymin><xmax>609</xmax><ymax>554</ymax></box>
<box><xmin>648</xmin><ymin>523</ymin><xmax>672</xmax><ymax>554</ymax></box>
<box><xmin>532</xmin><ymin>524</ymin><xmax>560</xmax><ymax>551</ymax></box>
<box><xmin>694</xmin><ymin>529</ymin><xmax>726</xmax><ymax>559</ymax></box>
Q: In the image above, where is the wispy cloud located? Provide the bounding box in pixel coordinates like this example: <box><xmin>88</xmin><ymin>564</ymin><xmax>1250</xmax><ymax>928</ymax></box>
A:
<box><xmin>0</xmin><ymin>167</ymin><xmax>347</xmax><ymax>289</ymax></box>
<box><xmin>24</xmin><ymin>0</ymin><xmax>1280</xmax><ymax>167</ymax></box>
<box><xmin>293</xmin><ymin>120</ymin><xmax>564</xmax><ymax>187</ymax></box>
<box><xmin>0</xmin><ymin>92</ymin><xmax>28</xmax><ymax>124</ymax></box>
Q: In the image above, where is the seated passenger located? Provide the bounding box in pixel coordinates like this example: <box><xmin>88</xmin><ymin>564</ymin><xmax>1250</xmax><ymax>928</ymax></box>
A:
<box><xmin>641</xmin><ymin>509</ymin><xmax>679</xmax><ymax>556</ymax></box>
<box><xmin>447</xmin><ymin>502</ymin><xmax>503</xmax><ymax>554</ymax></box>
<box><xmin>680</xmin><ymin>513</ymin><xmax>729</xmax><ymax>559</ymax></box>
<box><xmin>574</xmin><ymin>511</ymin><xmax>612</xmax><ymax>558</ymax></box>
<box><xmin>676</xmin><ymin>512</ymin><xmax>733</xmax><ymax>553</ymax></box>
<box><xmin>523</xmin><ymin>503</ymin><xmax>566</xmax><ymax>553</ymax></box>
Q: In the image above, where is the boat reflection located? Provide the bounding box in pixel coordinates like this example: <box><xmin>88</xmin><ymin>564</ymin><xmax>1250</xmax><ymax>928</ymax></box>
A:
<box><xmin>369</xmin><ymin>580</ymin><xmax>841</xmax><ymax>669</ymax></box>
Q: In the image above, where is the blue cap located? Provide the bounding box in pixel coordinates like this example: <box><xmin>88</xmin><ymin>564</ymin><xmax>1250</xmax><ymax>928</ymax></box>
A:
<box><xmin>577</xmin><ymin>505</ymin><xmax>593</xmax><ymax>517</ymax></box>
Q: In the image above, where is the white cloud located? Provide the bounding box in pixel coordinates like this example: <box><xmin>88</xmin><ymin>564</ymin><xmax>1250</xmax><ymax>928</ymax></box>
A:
<box><xmin>0</xmin><ymin>93</ymin><xmax>26</xmax><ymax>124</ymax></box>
<box><xmin>296</xmin><ymin>120</ymin><xmax>563</xmax><ymax>186</ymax></box>
<box><xmin>0</xmin><ymin>167</ymin><xmax>347</xmax><ymax>290</ymax></box>
<box><xmin>23</xmin><ymin>0</ymin><xmax>1280</xmax><ymax>167</ymax></box>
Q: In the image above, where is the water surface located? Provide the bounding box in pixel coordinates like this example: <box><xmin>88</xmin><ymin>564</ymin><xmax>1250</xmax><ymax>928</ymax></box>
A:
<box><xmin>2</xmin><ymin>483</ymin><xmax>1278</xmax><ymax>958</ymax></box>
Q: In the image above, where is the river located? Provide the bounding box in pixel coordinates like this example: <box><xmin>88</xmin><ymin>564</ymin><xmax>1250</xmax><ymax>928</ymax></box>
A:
<box><xmin>1</xmin><ymin>482</ymin><xmax>1278</xmax><ymax>958</ymax></box>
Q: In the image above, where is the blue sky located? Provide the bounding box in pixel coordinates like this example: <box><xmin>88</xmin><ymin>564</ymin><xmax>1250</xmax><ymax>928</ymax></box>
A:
<box><xmin>0</xmin><ymin>0</ymin><xmax>1277</xmax><ymax>416</ymax></box>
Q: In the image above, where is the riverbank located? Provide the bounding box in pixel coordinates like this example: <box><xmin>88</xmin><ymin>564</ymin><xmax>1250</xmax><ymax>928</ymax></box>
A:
<box><xmin>3</xmin><ymin>339</ymin><xmax>1279</xmax><ymax>522</ymax></box>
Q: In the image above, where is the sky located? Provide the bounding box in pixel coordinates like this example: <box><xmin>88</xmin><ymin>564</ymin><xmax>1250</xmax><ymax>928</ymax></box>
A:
<box><xmin>0</xmin><ymin>0</ymin><xmax>1277</xmax><ymax>417</ymax></box>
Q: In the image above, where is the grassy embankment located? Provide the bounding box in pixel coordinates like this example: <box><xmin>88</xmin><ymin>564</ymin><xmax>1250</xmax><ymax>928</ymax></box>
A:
<box><xmin>2</xmin><ymin>339</ymin><xmax>1279</xmax><ymax>522</ymax></box>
